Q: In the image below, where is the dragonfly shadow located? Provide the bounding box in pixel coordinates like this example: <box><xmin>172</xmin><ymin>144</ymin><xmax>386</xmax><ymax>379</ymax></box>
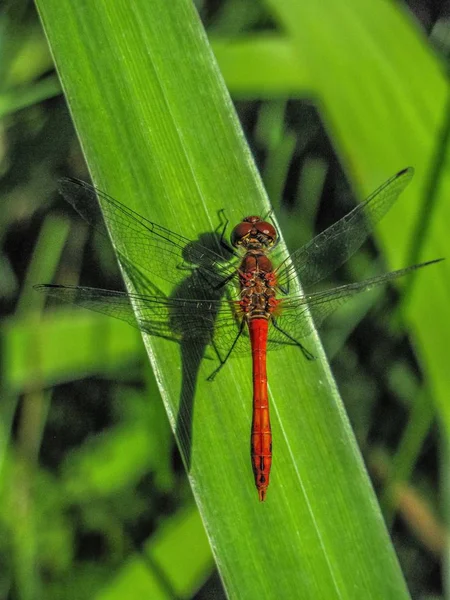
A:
<box><xmin>121</xmin><ymin>232</ymin><xmax>235</xmax><ymax>472</ymax></box>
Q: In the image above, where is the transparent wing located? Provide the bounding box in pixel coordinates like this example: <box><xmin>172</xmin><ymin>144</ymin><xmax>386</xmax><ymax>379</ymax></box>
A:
<box><xmin>276</xmin><ymin>168</ymin><xmax>415</xmax><ymax>290</ymax></box>
<box><xmin>272</xmin><ymin>259</ymin><xmax>442</xmax><ymax>342</ymax></box>
<box><xmin>59</xmin><ymin>178</ymin><xmax>236</xmax><ymax>289</ymax></box>
<box><xmin>35</xmin><ymin>259</ymin><xmax>442</xmax><ymax>359</ymax></box>
<box><xmin>34</xmin><ymin>284</ymin><xmax>254</xmax><ymax>356</ymax></box>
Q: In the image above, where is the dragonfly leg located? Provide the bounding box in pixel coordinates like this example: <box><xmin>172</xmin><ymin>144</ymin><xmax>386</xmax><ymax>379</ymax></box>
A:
<box><xmin>207</xmin><ymin>318</ymin><xmax>246</xmax><ymax>381</ymax></box>
<box><xmin>271</xmin><ymin>318</ymin><xmax>316</xmax><ymax>361</ymax></box>
<box><xmin>217</xmin><ymin>209</ymin><xmax>240</xmax><ymax>258</ymax></box>
<box><xmin>212</xmin><ymin>270</ymin><xmax>236</xmax><ymax>291</ymax></box>
<box><xmin>262</xmin><ymin>209</ymin><xmax>282</xmax><ymax>251</ymax></box>
<box><xmin>262</xmin><ymin>207</ymin><xmax>274</xmax><ymax>221</ymax></box>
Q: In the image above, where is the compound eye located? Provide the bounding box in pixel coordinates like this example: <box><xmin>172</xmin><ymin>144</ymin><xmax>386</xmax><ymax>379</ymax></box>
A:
<box><xmin>231</xmin><ymin>222</ymin><xmax>253</xmax><ymax>247</ymax></box>
<box><xmin>255</xmin><ymin>221</ymin><xmax>277</xmax><ymax>242</ymax></box>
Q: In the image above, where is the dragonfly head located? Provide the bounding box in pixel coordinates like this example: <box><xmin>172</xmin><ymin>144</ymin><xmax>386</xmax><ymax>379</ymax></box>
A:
<box><xmin>231</xmin><ymin>216</ymin><xmax>277</xmax><ymax>250</ymax></box>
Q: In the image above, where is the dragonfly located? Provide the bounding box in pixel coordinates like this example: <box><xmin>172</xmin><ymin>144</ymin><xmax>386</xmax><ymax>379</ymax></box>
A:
<box><xmin>35</xmin><ymin>167</ymin><xmax>442</xmax><ymax>501</ymax></box>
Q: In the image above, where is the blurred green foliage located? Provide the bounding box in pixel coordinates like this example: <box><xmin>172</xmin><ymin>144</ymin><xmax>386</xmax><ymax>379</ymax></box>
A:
<box><xmin>1</xmin><ymin>1</ymin><xmax>449</xmax><ymax>599</ymax></box>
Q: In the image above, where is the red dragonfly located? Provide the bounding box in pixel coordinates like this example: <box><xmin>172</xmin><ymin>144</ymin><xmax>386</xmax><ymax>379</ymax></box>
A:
<box><xmin>36</xmin><ymin>168</ymin><xmax>442</xmax><ymax>501</ymax></box>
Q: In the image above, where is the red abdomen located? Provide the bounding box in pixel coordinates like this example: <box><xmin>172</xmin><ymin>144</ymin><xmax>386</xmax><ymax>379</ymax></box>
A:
<box><xmin>248</xmin><ymin>318</ymin><xmax>272</xmax><ymax>501</ymax></box>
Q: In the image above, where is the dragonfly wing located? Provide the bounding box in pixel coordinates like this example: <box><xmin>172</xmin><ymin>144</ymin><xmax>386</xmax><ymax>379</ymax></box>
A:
<box><xmin>59</xmin><ymin>178</ymin><xmax>236</xmax><ymax>289</ymax></box>
<box><xmin>208</xmin><ymin>311</ymin><xmax>252</xmax><ymax>356</ymax></box>
<box><xmin>35</xmin><ymin>284</ymin><xmax>177</xmax><ymax>341</ymax></box>
<box><xmin>276</xmin><ymin>168</ymin><xmax>414</xmax><ymax>290</ymax></box>
<box><xmin>35</xmin><ymin>284</ymin><xmax>252</xmax><ymax>355</ymax></box>
<box><xmin>272</xmin><ymin>258</ymin><xmax>442</xmax><ymax>343</ymax></box>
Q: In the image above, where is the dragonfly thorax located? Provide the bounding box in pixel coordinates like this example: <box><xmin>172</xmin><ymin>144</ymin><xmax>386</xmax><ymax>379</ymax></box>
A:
<box><xmin>231</xmin><ymin>216</ymin><xmax>277</xmax><ymax>250</ymax></box>
<box><xmin>239</xmin><ymin>271</ymin><xmax>278</xmax><ymax>319</ymax></box>
<box><xmin>238</xmin><ymin>253</ymin><xmax>279</xmax><ymax>320</ymax></box>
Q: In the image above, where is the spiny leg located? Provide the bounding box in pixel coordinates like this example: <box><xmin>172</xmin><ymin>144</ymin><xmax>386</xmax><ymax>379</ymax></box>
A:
<box><xmin>212</xmin><ymin>270</ymin><xmax>236</xmax><ymax>291</ymax></box>
<box><xmin>271</xmin><ymin>317</ymin><xmax>316</xmax><ymax>361</ymax></box>
<box><xmin>217</xmin><ymin>209</ymin><xmax>240</xmax><ymax>258</ymax></box>
<box><xmin>207</xmin><ymin>318</ymin><xmax>246</xmax><ymax>381</ymax></box>
<box><xmin>262</xmin><ymin>207</ymin><xmax>274</xmax><ymax>221</ymax></box>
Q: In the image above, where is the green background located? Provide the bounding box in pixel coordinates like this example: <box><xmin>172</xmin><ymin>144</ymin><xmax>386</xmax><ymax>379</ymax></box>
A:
<box><xmin>1</xmin><ymin>1</ymin><xmax>448</xmax><ymax>599</ymax></box>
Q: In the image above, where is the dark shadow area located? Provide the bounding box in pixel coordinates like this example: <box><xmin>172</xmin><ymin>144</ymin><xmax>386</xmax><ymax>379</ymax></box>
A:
<box><xmin>50</xmin><ymin>177</ymin><xmax>238</xmax><ymax>473</ymax></box>
<box><xmin>120</xmin><ymin>231</ymin><xmax>235</xmax><ymax>472</ymax></box>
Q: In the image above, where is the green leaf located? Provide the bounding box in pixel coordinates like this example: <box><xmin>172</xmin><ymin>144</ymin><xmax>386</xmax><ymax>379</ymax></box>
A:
<box><xmin>3</xmin><ymin>310</ymin><xmax>142</xmax><ymax>392</ymax></box>
<box><xmin>0</xmin><ymin>76</ymin><xmax>61</xmax><ymax>118</ymax></box>
<box><xmin>32</xmin><ymin>0</ymin><xmax>441</xmax><ymax>598</ymax></box>
<box><xmin>95</xmin><ymin>505</ymin><xmax>213</xmax><ymax>600</ymax></box>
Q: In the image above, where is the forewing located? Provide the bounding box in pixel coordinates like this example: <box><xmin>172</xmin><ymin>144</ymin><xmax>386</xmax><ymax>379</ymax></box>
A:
<box><xmin>276</xmin><ymin>168</ymin><xmax>414</xmax><ymax>290</ymax></box>
<box><xmin>59</xmin><ymin>178</ymin><xmax>236</xmax><ymax>289</ymax></box>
